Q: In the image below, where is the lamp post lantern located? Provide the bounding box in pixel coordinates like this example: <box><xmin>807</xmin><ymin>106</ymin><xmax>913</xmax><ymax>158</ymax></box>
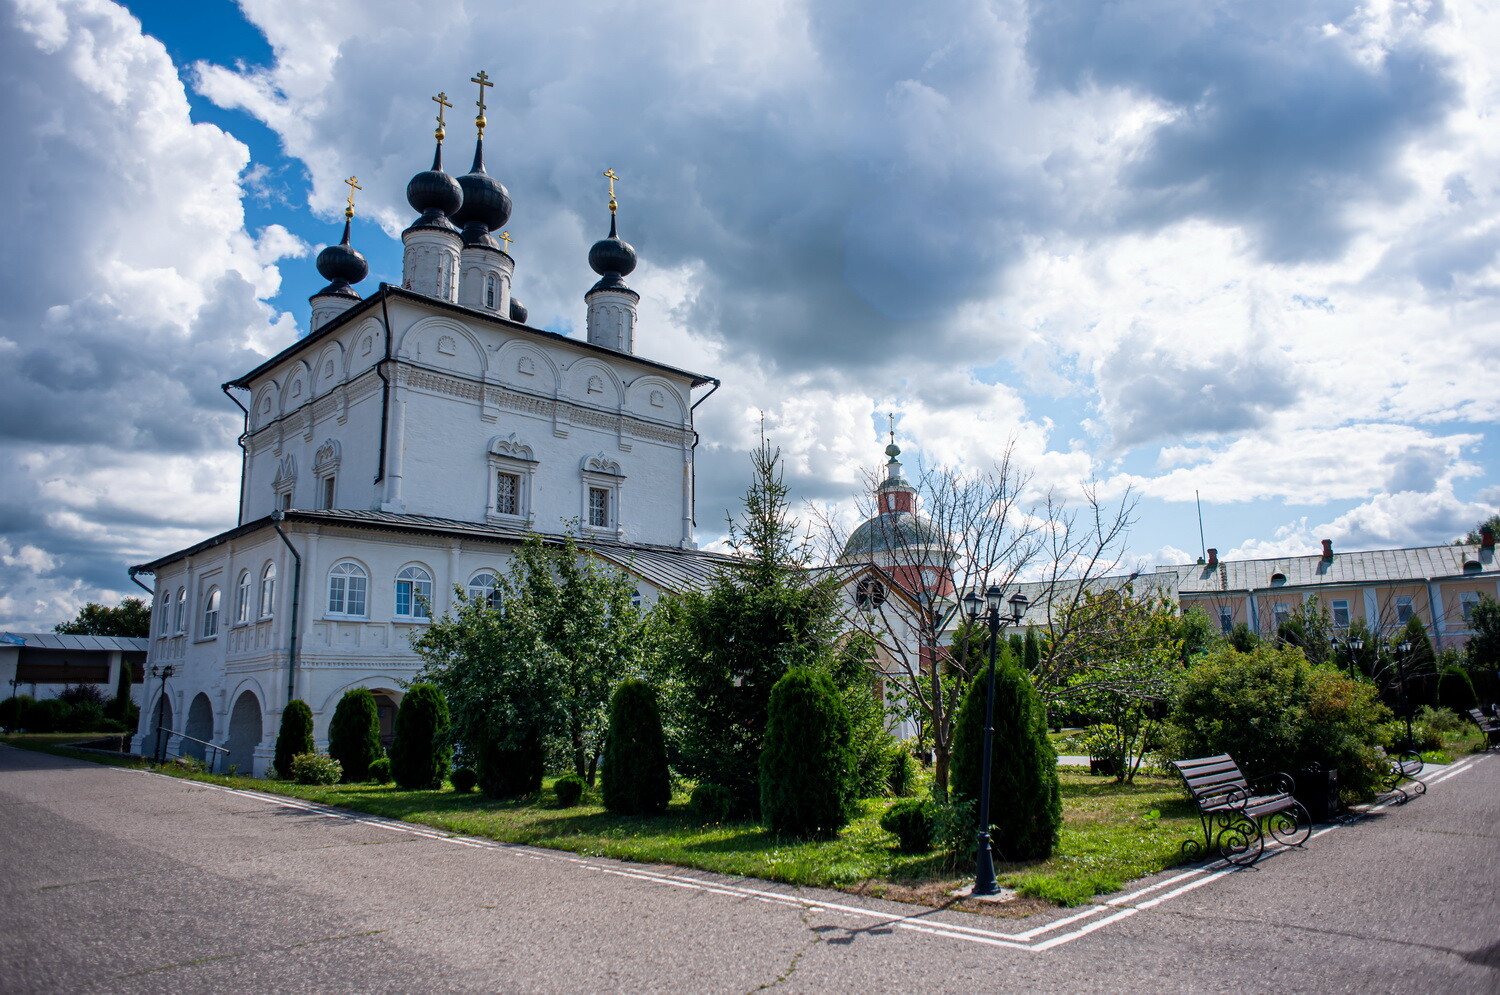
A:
<box><xmin>1395</xmin><ymin>639</ymin><xmax>1413</xmax><ymax>748</ymax></box>
<box><xmin>150</xmin><ymin>664</ymin><xmax>175</xmax><ymax>763</ymax></box>
<box><xmin>962</xmin><ymin>584</ymin><xmax>1029</xmax><ymax>897</ymax></box>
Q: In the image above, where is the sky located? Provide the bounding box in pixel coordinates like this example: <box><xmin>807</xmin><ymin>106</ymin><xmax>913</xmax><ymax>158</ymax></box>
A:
<box><xmin>1</xmin><ymin>0</ymin><xmax>1498</xmax><ymax>629</ymax></box>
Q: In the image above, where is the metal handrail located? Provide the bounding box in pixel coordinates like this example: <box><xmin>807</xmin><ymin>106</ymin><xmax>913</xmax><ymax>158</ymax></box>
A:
<box><xmin>156</xmin><ymin>726</ymin><xmax>230</xmax><ymax>773</ymax></box>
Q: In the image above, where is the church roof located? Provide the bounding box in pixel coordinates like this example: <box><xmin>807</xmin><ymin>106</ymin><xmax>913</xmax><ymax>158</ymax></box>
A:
<box><xmin>841</xmin><ymin>510</ymin><xmax>947</xmax><ymax>559</ymax></box>
<box><xmin>225</xmin><ymin>285</ymin><xmax>716</xmax><ymax>391</ymax></box>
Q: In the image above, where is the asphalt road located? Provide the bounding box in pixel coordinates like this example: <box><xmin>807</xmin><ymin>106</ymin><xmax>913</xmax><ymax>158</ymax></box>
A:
<box><xmin>1</xmin><ymin>744</ymin><xmax>1495</xmax><ymax>993</ymax></box>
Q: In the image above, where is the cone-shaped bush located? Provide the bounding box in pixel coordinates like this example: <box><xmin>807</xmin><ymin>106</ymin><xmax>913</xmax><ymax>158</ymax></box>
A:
<box><xmin>950</xmin><ymin>644</ymin><xmax>1061</xmax><ymax>862</ymax></box>
<box><xmin>274</xmin><ymin>700</ymin><xmax>314</xmax><ymax>779</ymax></box>
<box><xmin>328</xmin><ymin>688</ymin><xmax>382</xmax><ymax>783</ymax></box>
<box><xmin>389</xmin><ymin>683</ymin><xmax>451</xmax><ymax>790</ymax></box>
<box><xmin>108</xmin><ymin>660</ymin><xmax>133</xmax><ymax>721</ymax></box>
<box><xmin>759</xmin><ymin>667</ymin><xmax>856</xmax><ymax>838</ymax></box>
<box><xmin>601</xmin><ymin>678</ymin><xmax>671</xmax><ymax>815</ymax></box>
<box><xmin>1437</xmin><ymin>667</ymin><xmax>1477</xmax><ymax>712</ymax></box>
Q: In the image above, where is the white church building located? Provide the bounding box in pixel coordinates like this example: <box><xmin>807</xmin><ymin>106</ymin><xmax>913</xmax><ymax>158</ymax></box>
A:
<box><xmin>129</xmin><ymin>91</ymin><xmax>733</xmax><ymax>774</ymax></box>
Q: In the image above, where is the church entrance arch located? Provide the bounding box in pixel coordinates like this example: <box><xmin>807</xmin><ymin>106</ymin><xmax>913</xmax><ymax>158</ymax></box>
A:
<box><xmin>371</xmin><ymin>689</ymin><xmax>403</xmax><ymax>748</ymax></box>
<box><xmin>184</xmin><ymin>693</ymin><xmax>214</xmax><ymax>762</ymax></box>
<box><xmin>226</xmin><ymin>691</ymin><xmax>262</xmax><ymax>774</ymax></box>
<box><xmin>150</xmin><ymin>694</ymin><xmax>174</xmax><ymax>761</ymax></box>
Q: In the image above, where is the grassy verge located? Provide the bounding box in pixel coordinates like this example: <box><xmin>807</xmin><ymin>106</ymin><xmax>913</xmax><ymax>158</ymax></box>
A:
<box><xmin>4</xmin><ymin>732</ymin><xmax>1197</xmax><ymax>909</ymax></box>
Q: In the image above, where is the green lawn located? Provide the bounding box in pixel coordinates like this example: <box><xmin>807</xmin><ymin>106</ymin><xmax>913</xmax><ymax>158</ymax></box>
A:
<box><xmin>4</xmin><ymin>732</ymin><xmax>1200</xmax><ymax>909</ymax></box>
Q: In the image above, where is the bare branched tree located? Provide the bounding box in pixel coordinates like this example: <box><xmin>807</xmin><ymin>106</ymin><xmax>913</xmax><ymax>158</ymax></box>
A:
<box><xmin>812</xmin><ymin>440</ymin><xmax>1136</xmax><ymax>794</ymax></box>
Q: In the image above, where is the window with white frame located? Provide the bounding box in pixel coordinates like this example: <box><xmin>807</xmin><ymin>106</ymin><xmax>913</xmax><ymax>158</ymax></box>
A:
<box><xmin>580</xmin><ymin>454</ymin><xmax>624</xmax><ymax>535</ymax></box>
<box><xmin>313</xmin><ymin>440</ymin><xmax>340</xmax><ymax>511</ymax></box>
<box><xmin>327</xmin><ymin>561</ymin><xmax>368</xmax><ymax>616</ymax></box>
<box><xmin>1332</xmin><ymin>600</ymin><xmax>1350</xmax><ymax>629</ymax></box>
<box><xmin>259</xmin><ymin>562</ymin><xmax>277</xmax><ymax>618</ymax></box>
<box><xmin>466</xmin><ymin>571</ymin><xmax>503</xmax><ymax>609</ymax></box>
<box><xmin>1218</xmin><ymin>606</ymin><xmax>1233</xmax><ymax>633</ymax></box>
<box><xmin>1272</xmin><ymin>602</ymin><xmax>1290</xmax><ymax>630</ymax></box>
<box><xmin>631</xmin><ymin>588</ymin><xmax>642</xmax><ymax>610</ymax></box>
<box><xmin>201</xmin><ymin>588</ymin><xmax>220</xmax><ymax>638</ymax></box>
<box><xmin>1461</xmin><ymin>591</ymin><xmax>1480</xmax><ymax>623</ymax></box>
<box><xmin>395</xmin><ymin>565</ymin><xmax>434</xmax><ymax>619</ymax></box>
<box><xmin>235</xmin><ymin>570</ymin><xmax>250</xmax><ymax>624</ymax></box>
<box><xmin>487</xmin><ymin>434</ymin><xmax>536</xmax><ymax>525</ymax></box>
<box><xmin>1395</xmin><ymin>595</ymin><xmax>1414</xmax><ymax>624</ymax></box>
<box><xmin>174</xmin><ymin>587</ymin><xmax>187</xmax><ymax>634</ymax></box>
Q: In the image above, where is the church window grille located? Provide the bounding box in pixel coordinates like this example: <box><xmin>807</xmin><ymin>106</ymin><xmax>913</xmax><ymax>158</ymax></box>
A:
<box><xmin>174</xmin><ymin>587</ymin><xmax>187</xmax><ymax>634</ymax></box>
<box><xmin>259</xmin><ymin>562</ymin><xmax>277</xmax><ymax>618</ymax></box>
<box><xmin>467</xmin><ymin>572</ymin><xmax>503</xmax><ymax>609</ymax></box>
<box><xmin>235</xmin><ymin>571</ymin><xmax>250</xmax><ymax>624</ymax></box>
<box><xmin>201</xmin><ymin>588</ymin><xmax>220</xmax><ymax>638</ymax></box>
<box><xmin>854</xmin><ymin>579</ymin><xmax>886</xmax><ymax>609</ymax></box>
<box><xmin>496</xmin><ymin>473</ymin><xmax>518</xmax><ymax>515</ymax></box>
<box><xmin>588</xmin><ymin>487</ymin><xmax>610</xmax><ymax>528</ymax></box>
<box><xmin>395</xmin><ymin>566</ymin><xmax>434</xmax><ymax>619</ymax></box>
<box><xmin>485</xmin><ymin>275</ymin><xmax>496</xmax><ymax>309</ymax></box>
<box><xmin>327</xmin><ymin>562</ymin><xmax>368</xmax><ymax>617</ymax></box>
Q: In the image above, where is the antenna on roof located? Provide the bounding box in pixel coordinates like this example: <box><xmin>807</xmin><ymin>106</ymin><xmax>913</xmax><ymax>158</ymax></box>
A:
<box><xmin>1196</xmin><ymin>490</ymin><xmax>1207</xmax><ymax>562</ymax></box>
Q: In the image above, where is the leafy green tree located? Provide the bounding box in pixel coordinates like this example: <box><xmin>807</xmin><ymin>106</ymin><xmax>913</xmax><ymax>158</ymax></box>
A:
<box><xmin>1437</xmin><ymin>667</ymin><xmax>1478</xmax><ymax>712</ymax></box>
<box><xmin>274</xmin><ymin>700</ymin><xmax>315</xmax><ymax>779</ymax></box>
<box><xmin>1228</xmin><ymin>622</ymin><xmax>1260</xmax><ymax>653</ymax></box>
<box><xmin>327</xmin><ymin>689</ymin><xmax>382</xmax><ymax>783</ymax></box>
<box><xmin>601</xmin><ymin>678</ymin><xmax>671</xmax><ymax>815</ymax></box>
<box><xmin>54</xmin><ymin>598</ymin><xmax>151</xmax><ymax>637</ymax></box>
<box><xmin>1175</xmin><ymin>606</ymin><xmax>1219</xmax><ymax>661</ymax></box>
<box><xmin>389</xmin><ymin>683</ymin><xmax>451</xmax><ymax>789</ymax></box>
<box><xmin>1277</xmin><ymin>597</ymin><xmax>1333</xmax><ymax>665</ymax></box>
<box><xmin>656</xmin><ymin>439</ymin><xmax>842</xmax><ymax>815</ymax></box>
<box><xmin>949</xmin><ymin>643</ymin><xmax>1061</xmax><ymax>861</ymax></box>
<box><xmin>1465</xmin><ymin>595</ymin><xmax>1500</xmax><ymax>702</ymax></box>
<box><xmin>1455</xmin><ymin>513</ymin><xmax>1500</xmax><ymax>545</ymax></box>
<box><xmin>759</xmin><ymin>667</ymin><xmax>856</xmax><ymax>837</ymax></box>
<box><xmin>830</xmin><ymin>631</ymin><xmax>902</xmax><ymax>798</ymax></box>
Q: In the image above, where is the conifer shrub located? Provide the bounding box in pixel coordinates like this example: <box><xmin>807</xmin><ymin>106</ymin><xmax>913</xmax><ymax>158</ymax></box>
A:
<box><xmin>476</xmin><ymin>728</ymin><xmax>544</xmax><ymax>799</ymax></box>
<box><xmin>554</xmin><ymin>774</ymin><xmax>586</xmax><ymax>807</ymax></box>
<box><xmin>108</xmin><ymin>660</ymin><xmax>134</xmax><ymax>721</ymax></box>
<box><xmin>1437</xmin><ymin>667</ymin><xmax>1478</xmax><ymax>712</ymax></box>
<box><xmin>389</xmin><ymin>683</ymin><xmax>452</xmax><ymax>790</ymax></box>
<box><xmin>273</xmin><ymin>700</ymin><xmax>315</xmax><ymax>779</ymax></box>
<box><xmin>291</xmin><ymin>752</ymin><xmax>342</xmax><ymax>785</ymax></box>
<box><xmin>450</xmin><ymin>767</ymin><xmax>478</xmax><ymax>793</ymax></box>
<box><xmin>759</xmin><ymin>667</ymin><xmax>856</xmax><ymax>838</ymax></box>
<box><xmin>28</xmin><ymin>698</ymin><xmax>72</xmax><ymax>733</ymax></box>
<box><xmin>601</xmin><ymin>678</ymin><xmax>671</xmax><ymax>815</ymax></box>
<box><xmin>879</xmin><ymin>798</ymin><xmax>936</xmax><ymax>853</ymax></box>
<box><xmin>886</xmin><ymin>742</ymin><xmax>918</xmax><ymax>798</ymax></box>
<box><xmin>328</xmin><ymin>688</ymin><xmax>382</xmax><ymax>783</ymax></box>
<box><xmin>368</xmin><ymin>756</ymin><xmax>392</xmax><ymax>784</ymax></box>
<box><xmin>1</xmin><ymin>695</ymin><xmax>35</xmax><ymax>732</ymax></box>
<box><xmin>690</xmin><ymin>783</ymin><xmax>735</xmax><ymax>822</ymax></box>
<box><xmin>949</xmin><ymin>646</ymin><xmax>1061</xmax><ymax>862</ymax></box>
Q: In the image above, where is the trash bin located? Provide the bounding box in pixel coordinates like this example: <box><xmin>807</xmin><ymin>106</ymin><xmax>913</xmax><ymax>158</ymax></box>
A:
<box><xmin>1294</xmin><ymin>764</ymin><xmax>1339</xmax><ymax>822</ymax></box>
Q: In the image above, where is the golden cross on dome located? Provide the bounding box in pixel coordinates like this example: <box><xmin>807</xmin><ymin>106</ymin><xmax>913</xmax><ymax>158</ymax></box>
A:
<box><xmin>471</xmin><ymin>70</ymin><xmax>492</xmax><ymax>137</ymax></box>
<box><xmin>498</xmin><ymin>231</ymin><xmax>514</xmax><ymax>254</ymax></box>
<box><xmin>343</xmin><ymin>176</ymin><xmax>361</xmax><ymax>219</ymax></box>
<box><xmin>431</xmin><ymin>91</ymin><xmax>451</xmax><ymax>142</ymax></box>
<box><xmin>887</xmin><ymin>412</ymin><xmax>895</xmax><ymax>445</ymax></box>
<box><xmin>603</xmin><ymin>168</ymin><xmax>620</xmax><ymax>215</ymax></box>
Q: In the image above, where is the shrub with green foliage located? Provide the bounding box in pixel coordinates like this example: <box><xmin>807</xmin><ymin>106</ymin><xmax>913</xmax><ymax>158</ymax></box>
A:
<box><xmin>450</xmin><ymin>767</ymin><xmax>478</xmax><ymax>793</ymax></box>
<box><xmin>476</xmin><ymin>729</ymin><xmax>544</xmax><ymax>799</ymax></box>
<box><xmin>759</xmin><ymin>667</ymin><xmax>856</xmax><ymax>838</ymax></box>
<box><xmin>886</xmin><ymin>742</ymin><xmax>918</xmax><ymax>797</ymax></box>
<box><xmin>601</xmin><ymin>678</ymin><xmax>671</xmax><ymax>815</ymax></box>
<box><xmin>0</xmin><ymin>695</ymin><xmax>33</xmax><ymax>732</ymax></box>
<box><xmin>108</xmin><ymin>660</ymin><xmax>135</xmax><ymax>721</ymax></box>
<box><xmin>327</xmin><ymin>689</ymin><xmax>382</xmax><ymax>783</ymax></box>
<box><xmin>879</xmin><ymin>798</ymin><xmax>935</xmax><ymax>853</ymax></box>
<box><xmin>389</xmin><ymin>683</ymin><xmax>451</xmax><ymax>790</ymax></box>
<box><xmin>689</xmin><ymin>783</ymin><xmax>735</xmax><ymax>822</ymax></box>
<box><xmin>274</xmin><ymin>700</ymin><xmax>315</xmax><ymax>779</ymax></box>
<box><xmin>554</xmin><ymin>774</ymin><xmax>586</xmax><ymax>807</ymax></box>
<box><xmin>1437</xmin><ymin>667</ymin><xmax>1478</xmax><ymax>712</ymax></box>
<box><xmin>1169</xmin><ymin>643</ymin><xmax>1392</xmax><ymax>799</ymax></box>
<box><xmin>27</xmin><ymin>698</ymin><xmax>73</xmax><ymax>733</ymax></box>
<box><xmin>291</xmin><ymin>752</ymin><xmax>342</xmax><ymax>785</ymax></box>
<box><xmin>949</xmin><ymin>646</ymin><xmax>1061</xmax><ymax>862</ymax></box>
<box><xmin>368</xmin><ymin>756</ymin><xmax>392</xmax><ymax>783</ymax></box>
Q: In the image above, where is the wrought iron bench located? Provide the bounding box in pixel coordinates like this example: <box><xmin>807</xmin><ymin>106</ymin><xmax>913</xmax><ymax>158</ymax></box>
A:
<box><xmin>1171</xmin><ymin>754</ymin><xmax>1312</xmax><ymax>867</ymax></box>
<box><xmin>1467</xmin><ymin>709</ymin><xmax>1500</xmax><ymax>750</ymax></box>
<box><xmin>1376</xmin><ymin>746</ymin><xmax>1425</xmax><ymax>802</ymax></box>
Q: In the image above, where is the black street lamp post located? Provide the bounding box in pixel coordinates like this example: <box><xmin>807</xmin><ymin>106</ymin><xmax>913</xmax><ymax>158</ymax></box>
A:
<box><xmin>150</xmin><ymin>664</ymin><xmax>175</xmax><ymax>763</ymax></box>
<box><xmin>1395</xmin><ymin>639</ymin><xmax>1413</xmax><ymax>748</ymax></box>
<box><xmin>962</xmin><ymin>585</ymin><xmax>1030</xmax><ymax>898</ymax></box>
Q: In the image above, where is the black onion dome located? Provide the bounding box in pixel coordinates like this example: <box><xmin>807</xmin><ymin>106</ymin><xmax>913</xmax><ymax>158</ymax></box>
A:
<box><xmin>405</xmin><ymin>143</ymin><xmax>462</xmax><ymax>228</ymax></box>
<box><xmin>451</xmin><ymin>139</ymin><xmax>512</xmax><ymax>235</ymax></box>
<box><xmin>313</xmin><ymin>220</ymin><xmax>366</xmax><ymax>299</ymax></box>
<box><xmin>588</xmin><ymin>215</ymin><xmax>637</xmax><ymax>282</ymax></box>
<box><xmin>508</xmin><ymin>298</ymin><xmax>528</xmax><ymax>323</ymax></box>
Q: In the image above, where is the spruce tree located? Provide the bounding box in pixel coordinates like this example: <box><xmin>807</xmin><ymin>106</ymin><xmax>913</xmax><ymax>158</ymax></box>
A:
<box><xmin>759</xmin><ymin>667</ymin><xmax>856</xmax><ymax>838</ymax></box>
<box><xmin>107</xmin><ymin>659</ymin><xmax>133</xmax><ymax>721</ymax></box>
<box><xmin>1022</xmin><ymin>628</ymin><xmax>1042</xmax><ymax>674</ymax></box>
<box><xmin>274</xmin><ymin>700</ymin><xmax>315</xmax><ymax>779</ymax></box>
<box><xmin>327</xmin><ymin>688</ymin><xmax>382</xmax><ymax>783</ymax></box>
<box><xmin>949</xmin><ymin>644</ymin><xmax>1061</xmax><ymax>862</ymax></box>
<box><xmin>601</xmin><ymin>678</ymin><xmax>671</xmax><ymax>815</ymax></box>
<box><xmin>389</xmin><ymin>683</ymin><xmax>452</xmax><ymax>790</ymax></box>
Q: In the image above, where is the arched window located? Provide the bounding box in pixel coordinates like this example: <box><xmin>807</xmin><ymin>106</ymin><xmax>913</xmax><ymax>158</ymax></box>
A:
<box><xmin>327</xmin><ymin>561</ymin><xmax>368</xmax><ymax>617</ymax></box>
<box><xmin>631</xmin><ymin>588</ymin><xmax>642</xmax><ymax>610</ymax></box>
<box><xmin>259</xmin><ymin>562</ymin><xmax>277</xmax><ymax>618</ymax></box>
<box><xmin>174</xmin><ymin>587</ymin><xmax>187</xmax><ymax>633</ymax></box>
<box><xmin>466</xmin><ymin>571</ymin><xmax>502</xmax><ymax>609</ymax></box>
<box><xmin>235</xmin><ymin>570</ymin><xmax>251</xmax><ymax>624</ymax></box>
<box><xmin>485</xmin><ymin>274</ymin><xmax>496</xmax><ymax>309</ymax></box>
<box><xmin>395</xmin><ymin>565</ymin><xmax>433</xmax><ymax>619</ymax></box>
<box><xmin>855</xmin><ymin>579</ymin><xmax>887</xmax><ymax>609</ymax></box>
<box><xmin>201</xmin><ymin>588</ymin><xmax>221</xmax><ymax>638</ymax></box>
